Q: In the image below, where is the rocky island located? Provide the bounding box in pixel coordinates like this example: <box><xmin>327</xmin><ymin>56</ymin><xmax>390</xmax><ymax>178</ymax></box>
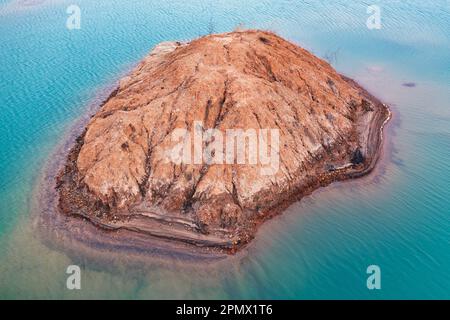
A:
<box><xmin>55</xmin><ymin>30</ymin><xmax>390</xmax><ymax>255</ymax></box>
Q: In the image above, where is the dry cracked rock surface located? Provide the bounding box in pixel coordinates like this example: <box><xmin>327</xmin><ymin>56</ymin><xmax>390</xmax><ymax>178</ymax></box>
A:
<box><xmin>57</xmin><ymin>30</ymin><xmax>389</xmax><ymax>253</ymax></box>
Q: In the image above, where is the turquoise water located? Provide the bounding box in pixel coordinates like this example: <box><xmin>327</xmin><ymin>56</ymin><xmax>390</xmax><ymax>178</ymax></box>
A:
<box><xmin>0</xmin><ymin>0</ymin><xmax>449</xmax><ymax>299</ymax></box>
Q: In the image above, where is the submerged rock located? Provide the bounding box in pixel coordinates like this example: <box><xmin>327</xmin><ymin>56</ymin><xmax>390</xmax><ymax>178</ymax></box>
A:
<box><xmin>402</xmin><ymin>82</ymin><xmax>416</xmax><ymax>88</ymax></box>
<box><xmin>56</xmin><ymin>30</ymin><xmax>390</xmax><ymax>253</ymax></box>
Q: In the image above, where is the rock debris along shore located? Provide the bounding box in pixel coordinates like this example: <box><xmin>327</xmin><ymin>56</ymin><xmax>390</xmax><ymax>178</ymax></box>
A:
<box><xmin>55</xmin><ymin>30</ymin><xmax>390</xmax><ymax>254</ymax></box>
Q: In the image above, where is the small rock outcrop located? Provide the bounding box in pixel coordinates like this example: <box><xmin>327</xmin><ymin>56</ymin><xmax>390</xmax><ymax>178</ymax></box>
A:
<box><xmin>56</xmin><ymin>30</ymin><xmax>390</xmax><ymax>253</ymax></box>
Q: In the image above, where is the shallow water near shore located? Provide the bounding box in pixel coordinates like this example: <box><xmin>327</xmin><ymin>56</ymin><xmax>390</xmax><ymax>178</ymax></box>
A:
<box><xmin>0</xmin><ymin>0</ymin><xmax>449</xmax><ymax>299</ymax></box>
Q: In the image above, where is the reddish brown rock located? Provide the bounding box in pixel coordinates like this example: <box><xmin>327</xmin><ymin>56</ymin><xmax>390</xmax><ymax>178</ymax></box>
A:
<box><xmin>56</xmin><ymin>30</ymin><xmax>390</xmax><ymax>253</ymax></box>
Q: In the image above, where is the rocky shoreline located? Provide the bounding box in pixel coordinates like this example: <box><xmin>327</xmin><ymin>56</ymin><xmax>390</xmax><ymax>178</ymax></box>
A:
<box><xmin>47</xmin><ymin>30</ymin><xmax>390</xmax><ymax>256</ymax></box>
